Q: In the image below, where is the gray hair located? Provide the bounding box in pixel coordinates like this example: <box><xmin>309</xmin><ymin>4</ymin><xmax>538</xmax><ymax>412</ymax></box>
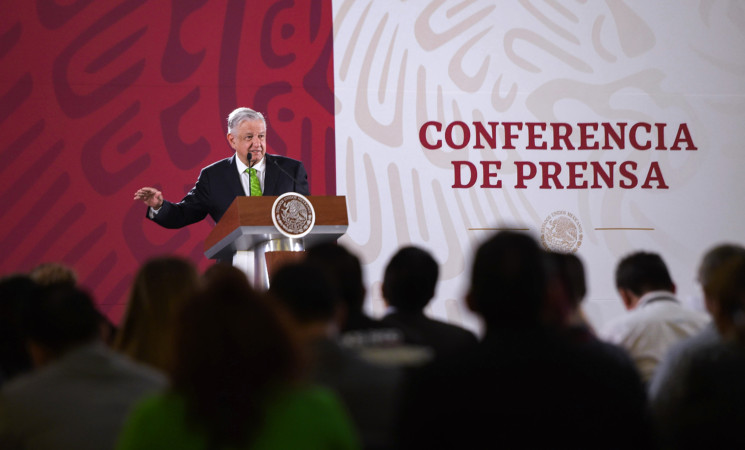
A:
<box><xmin>227</xmin><ymin>107</ymin><xmax>265</xmax><ymax>134</ymax></box>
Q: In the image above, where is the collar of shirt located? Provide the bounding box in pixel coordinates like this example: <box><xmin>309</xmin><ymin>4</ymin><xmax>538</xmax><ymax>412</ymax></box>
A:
<box><xmin>235</xmin><ymin>153</ymin><xmax>266</xmax><ymax>174</ymax></box>
<box><xmin>638</xmin><ymin>290</ymin><xmax>678</xmax><ymax>307</ymax></box>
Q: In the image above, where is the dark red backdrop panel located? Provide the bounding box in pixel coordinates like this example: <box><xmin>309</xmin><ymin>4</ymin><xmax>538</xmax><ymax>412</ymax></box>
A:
<box><xmin>0</xmin><ymin>0</ymin><xmax>336</xmax><ymax>322</ymax></box>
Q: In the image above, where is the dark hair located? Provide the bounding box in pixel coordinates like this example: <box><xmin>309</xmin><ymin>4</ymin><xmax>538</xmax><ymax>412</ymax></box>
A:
<box><xmin>548</xmin><ymin>252</ymin><xmax>587</xmax><ymax>308</ymax></box>
<box><xmin>469</xmin><ymin>231</ymin><xmax>547</xmax><ymax>326</ymax></box>
<box><xmin>382</xmin><ymin>246</ymin><xmax>439</xmax><ymax>312</ymax></box>
<box><xmin>0</xmin><ymin>275</ymin><xmax>38</xmax><ymax>380</ymax></box>
<box><xmin>706</xmin><ymin>253</ymin><xmax>745</xmax><ymax>345</ymax></box>
<box><xmin>170</xmin><ymin>265</ymin><xmax>299</xmax><ymax>448</ymax></box>
<box><xmin>269</xmin><ymin>262</ymin><xmax>340</xmax><ymax>323</ymax></box>
<box><xmin>615</xmin><ymin>252</ymin><xmax>674</xmax><ymax>296</ymax></box>
<box><xmin>22</xmin><ymin>284</ymin><xmax>101</xmax><ymax>354</ymax></box>
<box><xmin>305</xmin><ymin>243</ymin><xmax>365</xmax><ymax>312</ymax></box>
<box><xmin>698</xmin><ymin>244</ymin><xmax>745</xmax><ymax>297</ymax></box>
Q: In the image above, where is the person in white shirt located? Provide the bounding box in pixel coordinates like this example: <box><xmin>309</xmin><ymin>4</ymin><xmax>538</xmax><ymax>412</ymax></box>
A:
<box><xmin>600</xmin><ymin>251</ymin><xmax>710</xmax><ymax>384</ymax></box>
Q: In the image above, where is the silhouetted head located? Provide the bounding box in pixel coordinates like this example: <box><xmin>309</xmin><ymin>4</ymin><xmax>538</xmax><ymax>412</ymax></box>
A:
<box><xmin>171</xmin><ymin>264</ymin><xmax>299</xmax><ymax>448</ymax></box>
<box><xmin>698</xmin><ymin>244</ymin><xmax>745</xmax><ymax>305</ymax></box>
<box><xmin>115</xmin><ymin>256</ymin><xmax>200</xmax><ymax>370</ymax></box>
<box><xmin>306</xmin><ymin>242</ymin><xmax>366</xmax><ymax>314</ymax></box>
<box><xmin>548</xmin><ymin>252</ymin><xmax>587</xmax><ymax>308</ymax></box>
<box><xmin>0</xmin><ymin>275</ymin><xmax>38</xmax><ymax>380</ymax></box>
<box><xmin>382</xmin><ymin>246</ymin><xmax>439</xmax><ymax>313</ymax></box>
<box><xmin>23</xmin><ymin>284</ymin><xmax>101</xmax><ymax>358</ymax></box>
<box><xmin>468</xmin><ymin>231</ymin><xmax>548</xmax><ymax>328</ymax></box>
<box><xmin>705</xmin><ymin>252</ymin><xmax>745</xmax><ymax>345</ymax></box>
<box><xmin>615</xmin><ymin>252</ymin><xmax>674</xmax><ymax>297</ymax></box>
<box><xmin>269</xmin><ymin>261</ymin><xmax>340</xmax><ymax>323</ymax></box>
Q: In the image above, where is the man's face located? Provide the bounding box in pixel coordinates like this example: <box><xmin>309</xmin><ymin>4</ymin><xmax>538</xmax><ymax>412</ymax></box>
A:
<box><xmin>227</xmin><ymin>119</ymin><xmax>266</xmax><ymax>167</ymax></box>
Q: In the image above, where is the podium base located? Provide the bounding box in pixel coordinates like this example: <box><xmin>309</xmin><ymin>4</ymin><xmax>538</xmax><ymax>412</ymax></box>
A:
<box><xmin>234</xmin><ymin>238</ymin><xmax>305</xmax><ymax>290</ymax></box>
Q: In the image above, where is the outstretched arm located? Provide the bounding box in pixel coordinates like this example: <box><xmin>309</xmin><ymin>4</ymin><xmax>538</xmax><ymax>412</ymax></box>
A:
<box><xmin>134</xmin><ymin>169</ymin><xmax>213</xmax><ymax>229</ymax></box>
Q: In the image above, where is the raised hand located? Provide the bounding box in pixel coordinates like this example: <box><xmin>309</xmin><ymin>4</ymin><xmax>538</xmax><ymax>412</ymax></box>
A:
<box><xmin>134</xmin><ymin>187</ymin><xmax>164</xmax><ymax>209</ymax></box>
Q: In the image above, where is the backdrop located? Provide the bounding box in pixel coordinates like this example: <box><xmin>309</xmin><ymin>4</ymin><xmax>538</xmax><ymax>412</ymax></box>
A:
<box><xmin>2</xmin><ymin>1</ymin><xmax>744</xmax><ymax>333</ymax></box>
<box><xmin>332</xmin><ymin>1</ymin><xmax>745</xmax><ymax>333</ymax></box>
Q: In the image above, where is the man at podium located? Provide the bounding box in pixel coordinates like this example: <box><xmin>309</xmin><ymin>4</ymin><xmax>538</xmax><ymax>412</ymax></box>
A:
<box><xmin>133</xmin><ymin>107</ymin><xmax>309</xmax><ymax>229</ymax></box>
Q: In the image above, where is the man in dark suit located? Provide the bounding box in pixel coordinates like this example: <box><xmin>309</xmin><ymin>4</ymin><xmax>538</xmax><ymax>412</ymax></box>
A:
<box><xmin>134</xmin><ymin>107</ymin><xmax>309</xmax><ymax>228</ymax></box>
<box><xmin>380</xmin><ymin>246</ymin><xmax>477</xmax><ymax>361</ymax></box>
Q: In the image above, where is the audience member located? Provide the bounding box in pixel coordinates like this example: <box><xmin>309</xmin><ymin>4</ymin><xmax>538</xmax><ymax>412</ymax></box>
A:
<box><xmin>545</xmin><ymin>252</ymin><xmax>642</xmax><ymax>371</ymax></box>
<box><xmin>29</xmin><ymin>262</ymin><xmax>77</xmax><ymax>286</ymax></box>
<box><xmin>380</xmin><ymin>246</ymin><xmax>476</xmax><ymax>360</ymax></box>
<box><xmin>649</xmin><ymin>244</ymin><xmax>745</xmax><ymax>400</ymax></box>
<box><xmin>0</xmin><ymin>275</ymin><xmax>37</xmax><ymax>386</ymax></box>
<box><xmin>305</xmin><ymin>243</ymin><xmax>403</xmax><ymax>350</ymax></box>
<box><xmin>28</xmin><ymin>261</ymin><xmax>119</xmax><ymax>345</ymax></box>
<box><xmin>0</xmin><ymin>284</ymin><xmax>165</xmax><ymax>450</ymax></box>
<box><xmin>116</xmin><ymin>265</ymin><xmax>359</xmax><ymax>450</ymax></box>
<box><xmin>114</xmin><ymin>256</ymin><xmax>200</xmax><ymax>371</ymax></box>
<box><xmin>270</xmin><ymin>262</ymin><xmax>402</xmax><ymax>450</ymax></box>
<box><xmin>599</xmin><ymin>251</ymin><xmax>710</xmax><ymax>383</ymax></box>
<box><xmin>398</xmin><ymin>231</ymin><xmax>651</xmax><ymax>449</ymax></box>
<box><xmin>652</xmin><ymin>251</ymin><xmax>745</xmax><ymax>449</ymax></box>
<box><xmin>544</xmin><ymin>252</ymin><xmax>588</xmax><ymax>334</ymax></box>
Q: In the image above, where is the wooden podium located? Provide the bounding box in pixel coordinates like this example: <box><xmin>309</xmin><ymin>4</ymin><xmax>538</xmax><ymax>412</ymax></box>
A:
<box><xmin>204</xmin><ymin>196</ymin><xmax>348</xmax><ymax>289</ymax></box>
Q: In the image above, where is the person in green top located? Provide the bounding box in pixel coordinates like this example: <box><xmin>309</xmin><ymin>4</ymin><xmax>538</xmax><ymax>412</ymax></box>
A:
<box><xmin>116</xmin><ymin>264</ymin><xmax>359</xmax><ymax>450</ymax></box>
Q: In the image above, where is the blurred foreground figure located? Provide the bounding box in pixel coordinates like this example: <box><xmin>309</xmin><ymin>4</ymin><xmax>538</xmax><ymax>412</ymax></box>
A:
<box><xmin>305</xmin><ymin>243</ymin><xmax>411</xmax><ymax>363</ymax></box>
<box><xmin>114</xmin><ymin>256</ymin><xmax>200</xmax><ymax>371</ymax></box>
<box><xmin>117</xmin><ymin>266</ymin><xmax>359</xmax><ymax>450</ymax></box>
<box><xmin>270</xmin><ymin>262</ymin><xmax>402</xmax><ymax>450</ymax></box>
<box><xmin>380</xmin><ymin>246</ymin><xmax>477</xmax><ymax>361</ymax></box>
<box><xmin>652</xmin><ymin>249</ymin><xmax>745</xmax><ymax>449</ymax></box>
<box><xmin>649</xmin><ymin>244</ymin><xmax>745</xmax><ymax>399</ymax></box>
<box><xmin>399</xmin><ymin>232</ymin><xmax>651</xmax><ymax>449</ymax></box>
<box><xmin>0</xmin><ymin>275</ymin><xmax>37</xmax><ymax>387</ymax></box>
<box><xmin>0</xmin><ymin>284</ymin><xmax>165</xmax><ymax>450</ymax></box>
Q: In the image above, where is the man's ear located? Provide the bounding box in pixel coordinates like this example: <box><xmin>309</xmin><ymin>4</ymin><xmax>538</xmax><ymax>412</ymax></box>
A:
<box><xmin>226</xmin><ymin>133</ymin><xmax>237</xmax><ymax>150</ymax></box>
<box><xmin>618</xmin><ymin>288</ymin><xmax>637</xmax><ymax>310</ymax></box>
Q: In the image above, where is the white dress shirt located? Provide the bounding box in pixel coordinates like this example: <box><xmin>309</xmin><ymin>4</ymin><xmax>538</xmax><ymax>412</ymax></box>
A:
<box><xmin>599</xmin><ymin>290</ymin><xmax>711</xmax><ymax>383</ymax></box>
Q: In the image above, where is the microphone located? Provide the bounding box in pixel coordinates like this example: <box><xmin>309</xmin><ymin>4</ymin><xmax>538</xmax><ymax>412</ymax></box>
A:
<box><xmin>247</xmin><ymin>153</ymin><xmax>252</xmax><ymax>166</ymax></box>
<box><xmin>271</xmin><ymin>157</ymin><xmax>307</xmax><ymax>191</ymax></box>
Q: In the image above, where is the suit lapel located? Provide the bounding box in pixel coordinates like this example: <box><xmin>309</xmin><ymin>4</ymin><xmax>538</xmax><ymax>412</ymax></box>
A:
<box><xmin>263</xmin><ymin>154</ymin><xmax>279</xmax><ymax>196</ymax></box>
<box><xmin>226</xmin><ymin>155</ymin><xmax>247</xmax><ymax>196</ymax></box>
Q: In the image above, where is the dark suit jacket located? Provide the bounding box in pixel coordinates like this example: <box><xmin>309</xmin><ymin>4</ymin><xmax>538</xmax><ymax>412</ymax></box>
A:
<box><xmin>381</xmin><ymin>311</ymin><xmax>477</xmax><ymax>361</ymax></box>
<box><xmin>399</xmin><ymin>326</ymin><xmax>652</xmax><ymax>449</ymax></box>
<box><xmin>149</xmin><ymin>154</ymin><xmax>309</xmax><ymax>229</ymax></box>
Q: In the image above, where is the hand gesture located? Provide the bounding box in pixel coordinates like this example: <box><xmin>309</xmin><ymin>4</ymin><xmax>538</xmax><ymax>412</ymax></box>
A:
<box><xmin>134</xmin><ymin>187</ymin><xmax>164</xmax><ymax>209</ymax></box>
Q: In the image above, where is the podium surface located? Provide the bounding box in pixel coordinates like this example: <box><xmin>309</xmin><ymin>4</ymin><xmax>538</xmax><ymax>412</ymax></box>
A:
<box><xmin>204</xmin><ymin>196</ymin><xmax>348</xmax><ymax>261</ymax></box>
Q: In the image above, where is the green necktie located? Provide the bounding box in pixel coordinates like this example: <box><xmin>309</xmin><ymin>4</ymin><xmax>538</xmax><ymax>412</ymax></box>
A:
<box><xmin>247</xmin><ymin>167</ymin><xmax>262</xmax><ymax>196</ymax></box>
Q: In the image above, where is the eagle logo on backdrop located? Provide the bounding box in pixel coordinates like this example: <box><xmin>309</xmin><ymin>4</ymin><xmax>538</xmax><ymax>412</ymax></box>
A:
<box><xmin>272</xmin><ymin>193</ymin><xmax>315</xmax><ymax>239</ymax></box>
<box><xmin>541</xmin><ymin>211</ymin><xmax>583</xmax><ymax>253</ymax></box>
